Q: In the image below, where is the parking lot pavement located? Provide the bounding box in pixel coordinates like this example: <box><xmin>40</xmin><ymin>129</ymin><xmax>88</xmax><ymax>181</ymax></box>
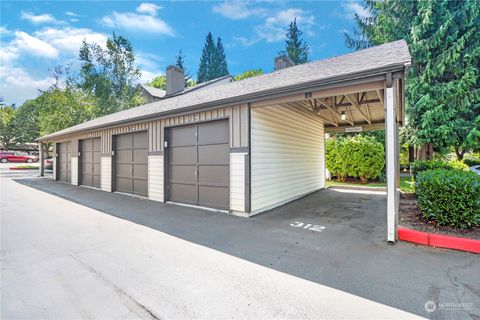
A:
<box><xmin>2</xmin><ymin>171</ymin><xmax>479</xmax><ymax>319</ymax></box>
<box><xmin>1</xmin><ymin>172</ymin><xmax>423</xmax><ymax>319</ymax></box>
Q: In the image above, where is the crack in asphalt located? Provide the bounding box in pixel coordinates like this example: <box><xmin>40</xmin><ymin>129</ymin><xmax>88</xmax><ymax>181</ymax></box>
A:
<box><xmin>70</xmin><ymin>255</ymin><xmax>161</xmax><ymax>320</ymax></box>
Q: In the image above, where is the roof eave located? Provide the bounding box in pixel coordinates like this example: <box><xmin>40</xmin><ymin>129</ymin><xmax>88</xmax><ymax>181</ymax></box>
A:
<box><xmin>38</xmin><ymin>61</ymin><xmax>410</xmax><ymax>141</ymax></box>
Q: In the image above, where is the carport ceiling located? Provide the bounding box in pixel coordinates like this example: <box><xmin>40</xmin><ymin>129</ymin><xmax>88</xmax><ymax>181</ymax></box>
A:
<box><xmin>283</xmin><ymin>85</ymin><xmax>401</xmax><ymax>133</ymax></box>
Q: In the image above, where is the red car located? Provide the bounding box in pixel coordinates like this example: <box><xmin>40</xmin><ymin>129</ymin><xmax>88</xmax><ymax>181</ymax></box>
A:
<box><xmin>0</xmin><ymin>151</ymin><xmax>38</xmax><ymax>163</ymax></box>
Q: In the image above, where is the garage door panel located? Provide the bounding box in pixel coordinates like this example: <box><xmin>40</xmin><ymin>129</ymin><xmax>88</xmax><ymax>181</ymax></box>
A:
<box><xmin>133</xmin><ymin>132</ymin><xmax>148</xmax><ymax>148</ymax></box>
<box><xmin>117</xmin><ymin>177</ymin><xmax>133</xmax><ymax>193</ymax></box>
<box><xmin>198</xmin><ymin>144</ymin><xmax>229</xmax><ymax>165</ymax></box>
<box><xmin>199</xmin><ymin>166</ymin><xmax>229</xmax><ymax>186</ymax></box>
<box><xmin>58</xmin><ymin>142</ymin><xmax>71</xmax><ymax>183</ymax></box>
<box><xmin>116</xmin><ymin>134</ymin><xmax>132</xmax><ymax>148</ymax></box>
<box><xmin>133</xmin><ymin>179</ymin><xmax>148</xmax><ymax>196</ymax></box>
<box><xmin>198</xmin><ymin>121</ymin><xmax>229</xmax><ymax>144</ymax></box>
<box><xmin>80</xmin><ymin>138</ymin><xmax>101</xmax><ymax>188</ymax></box>
<box><xmin>199</xmin><ymin>186</ymin><xmax>229</xmax><ymax>210</ymax></box>
<box><xmin>93</xmin><ymin>176</ymin><xmax>101</xmax><ymax>189</ymax></box>
<box><xmin>133</xmin><ymin>149</ymin><xmax>148</xmax><ymax>163</ymax></box>
<box><xmin>133</xmin><ymin>164</ymin><xmax>148</xmax><ymax>179</ymax></box>
<box><xmin>82</xmin><ymin>174</ymin><xmax>93</xmax><ymax>187</ymax></box>
<box><xmin>93</xmin><ymin>138</ymin><xmax>101</xmax><ymax>150</ymax></box>
<box><xmin>115</xmin><ymin>132</ymin><xmax>148</xmax><ymax>197</ymax></box>
<box><xmin>170</xmin><ymin>184</ymin><xmax>198</xmax><ymax>205</ymax></box>
<box><xmin>170</xmin><ymin>126</ymin><xmax>196</xmax><ymax>146</ymax></box>
<box><xmin>170</xmin><ymin>146</ymin><xmax>196</xmax><ymax>164</ymax></box>
<box><xmin>116</xmin><ymin>163</ymin><xmax>132</xmax><ymax>178</ymax></box>
<box><xmin>167</xmin><ymin>120</ymin><xmax>229</xmax><ymax>210</ymax></box>
<box><xmin>171</xmin><ymin>165</ymin><xmax>196</xmax><ymax>184</ymax></box>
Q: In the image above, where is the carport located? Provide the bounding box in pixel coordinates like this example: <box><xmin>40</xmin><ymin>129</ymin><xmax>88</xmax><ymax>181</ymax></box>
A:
<box><xmin>37</xmin><ymin>40</ymin><xmax>410</xmax><ymax>243</ymax></box>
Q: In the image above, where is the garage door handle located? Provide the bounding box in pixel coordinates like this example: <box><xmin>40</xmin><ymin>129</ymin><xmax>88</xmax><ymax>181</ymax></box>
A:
<box><xmin>195</xmin><ymin>168</ymin><xmax>198</xmax><ymax>175</ymax></box>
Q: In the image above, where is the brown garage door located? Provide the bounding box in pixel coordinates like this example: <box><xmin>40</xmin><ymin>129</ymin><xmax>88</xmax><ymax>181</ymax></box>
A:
<box><xmin>57</xmin><ymin>141</ymin><xmax>71</xmax><ymax>183</ymax></box>
<box><xmin>167</xmin><ymin>120</ymin><xmax>229</xmax><ymax>210</ymax></box>
<box><xmin>80</xmin><ymin>138</ymin><xmax>101</xmax><ymax>188</ymax></box>
<box><xmin>115</xmin><ymin>131</ymin><xmax>148</xmax><ymax>197</ymax></box>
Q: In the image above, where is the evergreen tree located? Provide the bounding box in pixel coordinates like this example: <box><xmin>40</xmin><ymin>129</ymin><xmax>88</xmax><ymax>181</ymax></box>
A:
<box><xmin>345</xmin><ymin>0</ymin><xmax>480</xmax><ymax>159</ymax></box>
<box><xmin>175</xmin><ymin>49</ymin><xmax>192</xmax><ymax>85</ymax></box>
<box><xmin>197</xmin><ymin>32</ymin><xmax>215</xmax><ymax>83</ymax></box>
<box><xmin>197</xmin><ymin>33</ymin><xmax>229</xmax><ymax>83</ymax></box>
<box><xmin>281</xmin><ymin>18</ymin><xmax>309</xmax><ymax>64</ymax></box>
<box><xmin>215</xmin><ymin>37</ymin><xmax>229</xmax><ymax>78</ymax></box>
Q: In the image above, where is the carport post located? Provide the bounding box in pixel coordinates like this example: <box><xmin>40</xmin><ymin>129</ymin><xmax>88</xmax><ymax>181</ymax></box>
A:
<box><xmin>385</xmin><ymin>77</ymin><xmax>399</xmax><ymax>243</ymax></box>
<box><xmin>38</xmin><ymin>142</ymin><xmax>45</xmax><ymax>177</ymax></box>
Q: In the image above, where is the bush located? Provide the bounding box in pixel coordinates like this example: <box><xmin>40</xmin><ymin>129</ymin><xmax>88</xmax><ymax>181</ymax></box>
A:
<box><xmin>415</xmin><ymin>169</ymin><xmax>480</xmax><ymax>228</ymax></box>
<box><xmin>411</xmin><ymin>160</ymin><xmax>468</xmax><ymax>176</ymax></box>
<box><xmin>326</xmin><ymin>136</ymin><xmax>385</xmax><ymax>183</ymax></box>
<box><xmin>449</xmin><ymin>160</ymin><xmax>469</xmax><ymax>171</ymax></box>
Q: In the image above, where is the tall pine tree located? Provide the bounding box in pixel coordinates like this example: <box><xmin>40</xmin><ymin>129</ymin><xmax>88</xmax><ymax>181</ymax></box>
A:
<box><xmin>345</xmin><ymin>0</ymin><xmax>480</xmax><ymax>159</ymax></box>
<box><xmin>280</xmin><ymin>18</ymin><xmax>309</xmax><ymax>65</ymax></box>
<box><xmin>197</xmin><ymin>33</ymin><xmax>229</xmax><ymax>83</ymax></box>
<box><xmin>175</xmin><ymin>49</ymin><xmax>192</xmax><ymax>85</ymax></box>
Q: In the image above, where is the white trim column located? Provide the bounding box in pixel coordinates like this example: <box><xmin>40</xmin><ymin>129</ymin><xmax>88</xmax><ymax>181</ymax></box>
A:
<box><xmin>38</xmin><ymin>142</ymin><xmax>44</xmax><ymax>177</ymax></box>
<box><xmin>385</xmin><ymin>82</ymin><xmax>399</xmax><ymax>243</ymax></box>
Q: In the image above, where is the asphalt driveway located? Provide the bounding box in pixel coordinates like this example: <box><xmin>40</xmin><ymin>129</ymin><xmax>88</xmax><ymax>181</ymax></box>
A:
<box><xmin>2</xmin><ymin>168</ymin><xmax>479</xmax><ymax>319</ymax></box>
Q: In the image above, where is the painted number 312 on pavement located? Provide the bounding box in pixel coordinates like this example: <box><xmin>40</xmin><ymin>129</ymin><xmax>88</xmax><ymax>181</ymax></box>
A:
<box><xmin>290</xmin><ymin>222</ymin><xmax>325</xmax><ymax>232</ymax></box>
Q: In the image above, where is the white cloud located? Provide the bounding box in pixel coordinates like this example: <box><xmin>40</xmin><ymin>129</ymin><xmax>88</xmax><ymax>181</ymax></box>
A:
<box><xmin>13</xmin><ymin>31</ymin><xmax>59</xmax><ymax>58</ymax></box>
<box><xmin>139</xmin><ymin>69</ymin><xmax>162</xmax><ymax>84</ymax></box>
<box><xmin>20</xmin><ymin>11</ymin><xmax>59</xmax><ymax>24</ymax></box>
<box><xmin>0</xmin><ymin>65</ymin><xmax>53</xmax><ymax>105</ymax></box>
<box><xmin>102</xmin><ymin>11</ymin><xmax>174</xmax><ymax>36</ymax></box>
<box><xmin>232</xmin><ymin>8</ymin><xmax>316</xmax><ymax>46</ymax></box>
<box><xmin>341</xmin><ymin>1</ymin><xmax>371</xmax><ymax>20</ymax></box>
<box><xmin>136</xmin><ymin>3</ymin><xmax>161</xmax><ymax>16</ymax></box>
<box><xmin>65</xmin><ymin>11</ymin><xmax>78</xmax><ymax>17</ymax></box>
<box><xmin>34</xmin><ymin>27</ymin><xmax>107</xmax><ymax>54</ymax></box>
<box><xmin>212</xmin><ymin>2</ymin><xmax>267</xmax><ymax>20</ymax></box>
<box><xmin>0</xmin><ymin>26</ymin><xmax>12</xmax><ymax>35</ymax></box>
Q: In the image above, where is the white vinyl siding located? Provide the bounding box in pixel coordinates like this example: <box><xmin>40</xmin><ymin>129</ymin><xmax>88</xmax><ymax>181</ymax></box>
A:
<box><xmin>251</xmin><ymin>105</ymin><xmax>324</xmax><ymax>213</ymax></box>
<box><xmin>71</xmin><ymin>156</ymin><xmax>78</xmax><ymax>185</ymax></box>
<box><xmin>230</xmin><ymin>153</ymin><xmax>246</xmax><ymax>212</ymax></box>
<box><xmin>100</xmin><ymin>156</ymin><xmax>112</xmax><ymax>192</ymax></box>
<box><xmin>148</xmin><ymin>155</ymin><xmax>164</xmax><ymax>202</ymax></box>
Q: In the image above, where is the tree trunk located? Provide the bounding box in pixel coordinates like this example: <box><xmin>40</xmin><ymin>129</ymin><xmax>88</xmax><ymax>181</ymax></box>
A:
<box><xmin>415</xmin><ymin>143</ymin><xmax>433</xmax><ymax>160</ymax></box>
<box><xmin>454</xmin><ymin>147</ymin><xmax>465</xmax><ymax>160</ymax></box>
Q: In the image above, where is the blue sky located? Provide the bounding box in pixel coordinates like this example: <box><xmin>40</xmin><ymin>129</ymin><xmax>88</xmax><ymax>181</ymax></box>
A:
<box><xmin>0</xmin><ymin>1</ymin><xmax>368</xmax><ymax>105</ymax></box>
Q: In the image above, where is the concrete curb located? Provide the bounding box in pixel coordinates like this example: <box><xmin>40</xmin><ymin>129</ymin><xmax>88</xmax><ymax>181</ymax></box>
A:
<box><xmin>9</xmin><ymin>167</ymin><xmax>38</xmax><ymax>171</ymax></box>
<box><xmin>327</xmin><ymin>185</ymin><xmax>387</xmax><ymax>192</ymax></box>
<box><xmin>398</xmin><ymin>227</ymin><xmax>480</xmax><ymax>254</ymax></box>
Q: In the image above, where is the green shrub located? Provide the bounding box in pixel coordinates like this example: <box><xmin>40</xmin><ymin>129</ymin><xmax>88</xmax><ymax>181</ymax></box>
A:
<box><xmin>326</xmin><ymin>136</ymin><xmax>385</xmax><ymax>183</ymax></box>
<box><xmin>411</xmin><ymin>160</ymin><xmax>452</xmax><ymax>176</ymax></box>
<box><xmin>464</xmin><ymin>156</ymin><xmax>480</xmax><ymax>167</ymax></box>
<box><xmin>415</xmin><ymin>169</ymin><xmax>480</xmax><ymax>228</ymax></box>
<box><xmin>449</xmin><ymin>160</ymin><xmax>469</xmax><ymax>171</ymax></box>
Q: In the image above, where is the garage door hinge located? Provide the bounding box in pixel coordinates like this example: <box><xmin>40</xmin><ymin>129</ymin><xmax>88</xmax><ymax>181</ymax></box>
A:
<box><xmin>111</xmin><ymin>150</ymin><xmax>115</xmax><ymax>156</ymax></box>
<box><xmin>164</xmin><ymin>141</ymin><xmax>168</xmax><ymax>148</ymax></box>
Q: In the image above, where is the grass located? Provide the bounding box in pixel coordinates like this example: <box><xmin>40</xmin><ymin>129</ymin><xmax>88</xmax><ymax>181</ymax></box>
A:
<box><xmin>326</xmin><ymin>176</ymin><xmax>415</xmax><ymax>193</ymax></box>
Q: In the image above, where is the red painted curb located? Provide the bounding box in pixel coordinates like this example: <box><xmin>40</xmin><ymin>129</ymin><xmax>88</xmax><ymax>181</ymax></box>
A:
<box><xmin>398</xmin><ymin>227</ymin><xmax>480</xmax><ymax>254</ymax></box>
<box><xmin>9</xmin><ymin>168</ymin><xmax>37</xmax><ymax>171</ymax></box>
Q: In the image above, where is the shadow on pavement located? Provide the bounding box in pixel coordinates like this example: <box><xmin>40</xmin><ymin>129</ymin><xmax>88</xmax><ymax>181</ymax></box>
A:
<box><xmin>13</xmin><ymin>177</ymin><xmax>480</xmax><ymax>319</ymax></box>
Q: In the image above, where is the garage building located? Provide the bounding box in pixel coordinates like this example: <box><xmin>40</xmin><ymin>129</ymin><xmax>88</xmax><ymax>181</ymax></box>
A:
<box><xmin>38</xmin><ymin>40</ymin><xmax>411</xmax><ymax>242</ymax></box>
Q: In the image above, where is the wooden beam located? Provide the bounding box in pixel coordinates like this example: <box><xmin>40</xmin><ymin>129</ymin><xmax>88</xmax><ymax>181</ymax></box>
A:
<box><xmin>318</xmin><ymin>98</ymin><xmax>353</xmax><ymax>126</ymax></box>
<box><xmin>376</xmin><ymin>89</ymin><xmax>384</xmax><ymax>106</ymax></box>
<box><xmin>288</xmin><ymin>102</ymin><xmax>338</xmax><ymax>127</ymax></box>
<box><xmin>345</xmin><ymin>94</ymin><xmax>371</xmax><ymax>124</ymax></box>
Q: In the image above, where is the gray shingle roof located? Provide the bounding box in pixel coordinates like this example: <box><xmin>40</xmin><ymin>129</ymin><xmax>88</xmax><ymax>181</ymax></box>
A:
<box><xmin>40</xmin><ymin>40</ymin><xmax>410</xmax><ymax>140</ymax></box>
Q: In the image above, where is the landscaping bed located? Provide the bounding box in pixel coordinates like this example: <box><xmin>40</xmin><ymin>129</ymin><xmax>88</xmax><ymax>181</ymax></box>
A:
<box><xmin>400</xmin><ymin>193</ymin><xmax>480</xmax><ymax>240</ymax></box>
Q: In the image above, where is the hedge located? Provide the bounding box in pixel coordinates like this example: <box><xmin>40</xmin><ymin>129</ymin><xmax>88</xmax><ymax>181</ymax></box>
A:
<box><xmin>411</xmin><ymin>160</ymin><xmax>468</xmax><ymax>176</ymax></box>
<box><xmin>326</xmin><ymin>136</ymin><xmax>385</xmax><ymax>183</ymax></box>
<box><xmin>415</xmin><ymin>169</ymin><xmax>480</xmax><ymax>228</ymax></box>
